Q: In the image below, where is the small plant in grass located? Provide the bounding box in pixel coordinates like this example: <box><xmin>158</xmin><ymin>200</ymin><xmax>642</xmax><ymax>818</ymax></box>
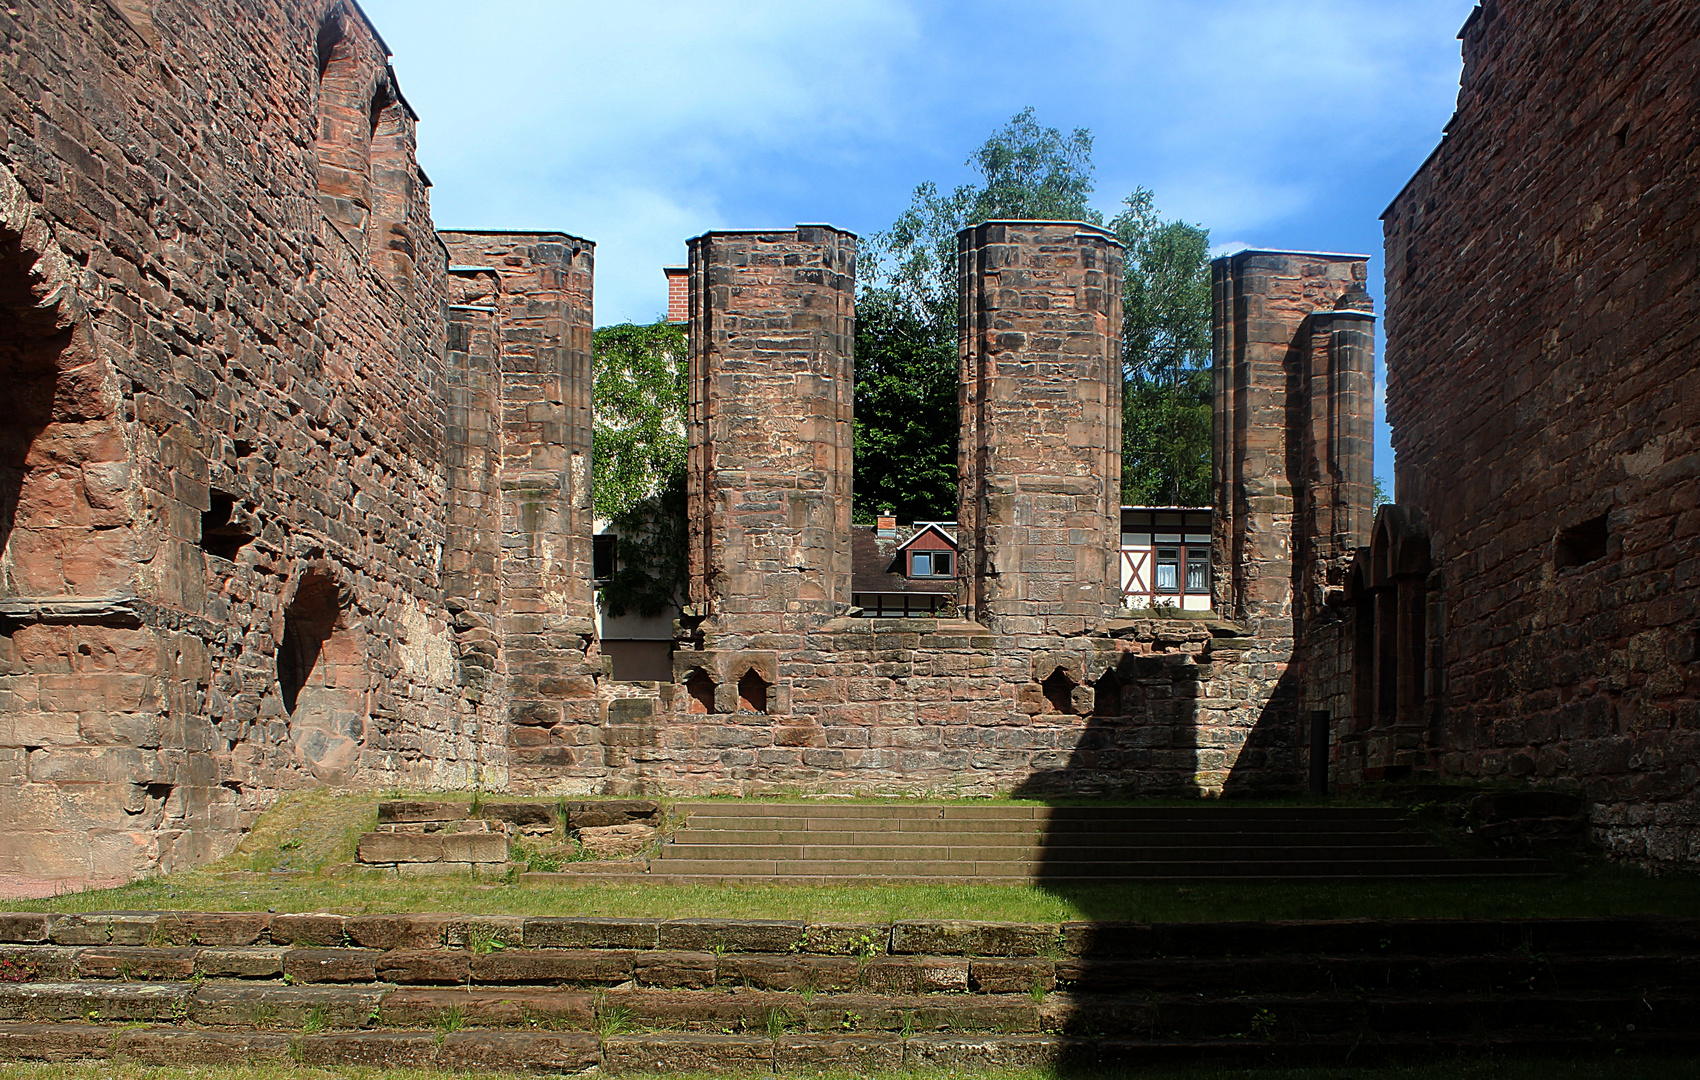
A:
<box><xmin>302</xmin><ymin>1004</ymin><xmax>329</xmax><ymax>1034</ymax></box>
<box><xmin>1248</xmin><ymin>1007</ymin><xmax>1277</xmax><ymax>1039</ymax></box>
<box><xmin>900</xmin><ymin>1009</ymin><xmax>917</xmax><ymax>1038</ymax></box>
<box><xmin>764</xmin><ymin>1006</ymin><xmax>799</xmax><ymax>1040</ymax></box>
<box><xmin>252</xmin><ymin>1003</ymin><xmax>277</xmax><ymax>1029</ymax></box>
<box><xmin>1029</xmin><ymin>978</ymin><xmax>1048</xmax><ymax>1004</ymax></box>
<box><xmin>434</xmin><ymin>1005</ymin><xmax>466</xmax><ymax>1040</ymax></box>
<box><xmin>464</xmin><ymin>925</ymin><xmax>508</xmax><ymax>955</ymax></box>
<box><xmin>839</xmin><ymin>1010</ymin><xmax>863</xmax><ymax>1031</ymax></box>
<box><xmin>596</xmin><ymin>1002</ymin><xmax>635</xmax><ymax>1038</ymax></box>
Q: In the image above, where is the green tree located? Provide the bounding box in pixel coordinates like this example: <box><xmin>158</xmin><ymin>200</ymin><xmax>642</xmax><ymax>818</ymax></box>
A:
<box><xmin>591</xmin><ymin>319</ymin><xmax>689</xmax><ymax>617</ymax></box>
<box><xmin>1111</xmin><ymin>191</ymin><xmax>1213</xmax><ymax>506</ymax></box>
<box><xmin>853</xmin><ymin>289</ymin><xmax>958</xmax><ymax>523</ymax></box>
<box><xmin>858</xmin><ymin>108</ymin><xmax>1214</xmax><ymax>518</ymax></box>
<box><xmin>857</xmin><ymin>108</ymin><xmax>1101</xmax><ymax>521</ymax></box>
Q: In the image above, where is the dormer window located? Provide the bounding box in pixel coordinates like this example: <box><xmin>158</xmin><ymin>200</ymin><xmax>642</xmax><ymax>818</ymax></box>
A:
<box><xmin>909</xmin><ymin>550</ymin><xmax>953</xmax><ymax>578</ymax></box>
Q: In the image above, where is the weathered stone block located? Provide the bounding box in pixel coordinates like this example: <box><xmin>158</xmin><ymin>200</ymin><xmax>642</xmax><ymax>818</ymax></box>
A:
<box><xmin>0</xmin><ymin>1022</ymin><xmax>116</xmax><ymax>1061</ymax></box>
<box><xmin>522</xmin><ymin>917</ymin><xmax>659</xmax><ymax>950</ymax></box>
<box><xmin>292</xmin><ymin>1031</ymin><xmax>438</xmax><ymax>1068</ymax></box>
<box><xmin>0</xmin><ymin>916</ymin><xmax>49</xmax><ymax>945</ymax></box>
<box><xmin>115</xmin><ymin>1028</ymin><xmax>293</xmax><ymax>1065</ymax></box>
<box><xmin>269</xmin><ymin>915</ymin><xmax>346</xmax><ymax>947</ymax></box>
<box><xmin>860</xmin><ymin>956</ymin><xmax>970</xmax><ymax>993</ymax></box>
<box><xmin>437</xmin><ymin>1029</ymin><xmax>599</xmax><ymax>1071</ymax></box>
<box><xmin>283</xmin><ymin>948</ymin><xmax>379</xmax><ymax>984</ymax></box>
<box><xmin>467</xmin><ymin>949</ymin><xmax>634</xmax><ymax>985</ymax></box>
<box><xmin>156</xmin><ymin>913</ymin><xmax>271</xmax><ymax>947</ymax></box>
<box><xmin>659</xmin><ymin>919</ymin><xmax>805</xmax><ymax>953</ymax></box>
<box><xmin>603</xmin><ymin>1033</ymin><xmax>774</xmax><ymax>1074</ymax></box>
<box><xmin>636</xmin><ymin>950</ymin><xmax>718</xmax><ymax>989</ymax></box>
<box><xmin>74</xmin><ymin>947</ymin><xmax>198</xmax><ymax>981</ymax></box>
<box><xmin>190</xmin><ymin>985</ymin><xmax>382</xmax><ymax>1029</ymax></box>
<box><xmin>345</xmin><ymin>914</ymin><xmax>451</xmax><ymax>951</ymax></box>
<box><xmin>379</xmin><ymin>988</ymin><xmax>592</xmax><ymax>1028</ymax></box>
<box><xmin>777</xmin><ymin>1033</ymin><xmax>903</xmax><ymax>1072</ymax></box>
<box><xmin>375</xmin><ymin>950</ymin><xmax>469</xmax><ymax>985</ymax></box>
<box><xmin>195</xmin><ymin>948</ymin><xmax>286</xmax><ymax>979</ymax></box>
<box><xmin>890</xmin><ymin>920</ymin><xmax>1057</xmax><ymax>957</ymax></box>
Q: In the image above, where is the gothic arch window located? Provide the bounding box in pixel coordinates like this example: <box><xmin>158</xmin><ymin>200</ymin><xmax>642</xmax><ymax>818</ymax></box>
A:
<box><xmin>737</xmin><ymin>669</ymin><xmax>769</xmax><ymax>714</ymax></box>
<box><xmin>1042</xmin><ymin>668</ymin><xmax>1077</xmax><ymax>715</ymax></box>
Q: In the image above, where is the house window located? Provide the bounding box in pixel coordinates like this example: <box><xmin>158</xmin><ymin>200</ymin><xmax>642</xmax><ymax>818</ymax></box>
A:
<box><xmin>910</xmin><ymin>550</ymin><xmax>952</xmax><ymax>578</ymax></box>
<box><xmin>593</xmin><ymin>535</ymin><xmax>616</xmax><ymax>582</ymax></box>
<box><xmin>1119</xmin><ymin>508</ymin><xmax>1213</xmax><ymax>611</ymax></box>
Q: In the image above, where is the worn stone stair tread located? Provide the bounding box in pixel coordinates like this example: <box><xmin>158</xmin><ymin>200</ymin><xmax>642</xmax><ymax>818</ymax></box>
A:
<box><xmin>660</xmin><ymin>843</ymin><xmax>1450</xmax><ymax>862</ymax></box>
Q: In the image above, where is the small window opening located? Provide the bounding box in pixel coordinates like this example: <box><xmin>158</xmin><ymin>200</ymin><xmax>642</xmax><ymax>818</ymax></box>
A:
<box><xmin>686</xmin><ymin>669</ymin><xmax>715</xmax><ymax>715</ymax></box>
<box><xmin>593</xmin><ymin>535</ymin><xmax>617</xmax><ymax>582</ymax></box>
<box><xmin>1093</xmin><ymin>669</ymin><xmax>1123</xmax><ymax>717</ymax></box>
<box><xmin>1155</xmin><ymin>548</ymin><xmax>1180</xmax><ymax>593</ymax></box>
<box><xmin>1555</xmin><ymin>514</ymin><xmax>1609</xmax><ymax>569</ymax></box>
<box><xmin>737</xmin><ymin>669</ymin><xmax>769</xmax><ymax>714</ymax></box>
<box><xmin>1613</xmin><ymin>124</ymin><xmax>1630</xmax><ymax>149</ymax></box>
<box><xmin>1042</xmin><ymin>668</ymin><xmax>1076</xmax><ymax>715</ymax></box>
<box><xmin>909</xmin><ymin>550</ymin><xmax>953</xmax><ymax>578</ymax></box>
<box><xmin>201</xmin><ymin>490</ymin><xmax>255</xmax><ymax>562</ymax></box>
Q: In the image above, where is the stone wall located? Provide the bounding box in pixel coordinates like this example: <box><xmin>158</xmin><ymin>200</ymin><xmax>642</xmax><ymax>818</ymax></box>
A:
<box><xmin>439</xmin><ymin>232</ymin><xmax>600</xmax><ymax>794</ymax></box>
<box><xmin>0</xmin><ymin>0</ymin><xmax>498</xmax><ymax>891</ymax></box>
<box><xmin>1210</xmin><ymin>252</ymin><xmax>1376</xmax><ymax>793</ymax></box>
<box><xmin>683</xmin><ymin>227</ymin><xmax>856</xmax><ymax>633</ymax></box>
<box><xmin>1379</xmin><ymin>0</ymin><xmax>1700</xmax><ymax>865</ymax></box>
<box><xmin>957</xmin><ymin>221</ymin><xmax>1124</xmax><ymax>636</ymax></box>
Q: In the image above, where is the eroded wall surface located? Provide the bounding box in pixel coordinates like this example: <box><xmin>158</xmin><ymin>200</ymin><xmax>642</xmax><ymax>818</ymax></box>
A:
<box><xmin>0</xmin><ymin>0</ymin><xmax>498</xmax><ymax>890</ymax></box>
<box><xmin>1382</xmin><ymin>1</ymin><xmax>1700</xmax><ymax>864</ymax></box>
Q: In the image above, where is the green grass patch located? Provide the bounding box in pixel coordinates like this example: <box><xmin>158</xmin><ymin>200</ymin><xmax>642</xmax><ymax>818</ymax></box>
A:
<box><xmin>4</xmin><ymin>866</ymin><xmax>1695</xmax><ymax>924</ymax></box>
<box><xmin>4</xmin><ymin>789</ymin><xmax>1692</xmax><ymax>924</ymax></box>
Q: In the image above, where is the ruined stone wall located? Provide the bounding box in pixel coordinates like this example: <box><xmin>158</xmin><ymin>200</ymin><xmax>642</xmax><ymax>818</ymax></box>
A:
<box><xmin>1210</xmin><ymin>252</ymin><xmax>1375</xmax><ymax>793</ymax></box>
<box><xmin>684</xmin><ymin>227</ymin><xmax>856</xmax><ymax>635</ymax></box>
<box><xmin>561</xmin><ymin>221</ymin><xmax>1293</xmax><ymax>798</ymax></box>
<box><xmin>957</xmin><ymin>221</ymin><xmax>1123</xmax><ymax>636</ymax></box>
<box><xmin>0</xmin><ymin>0</ymin><xmax>494</xmax><ymax>890</ymax></box>
<box><xmin>439</xmin><ymin>232</ymin><xmax>599</xmax><ymax>795</ymax></box>
<box><xmin>1381</xmin><ymin>0</ymin><xmax>1700</xmax><ymax>865</ymax></box>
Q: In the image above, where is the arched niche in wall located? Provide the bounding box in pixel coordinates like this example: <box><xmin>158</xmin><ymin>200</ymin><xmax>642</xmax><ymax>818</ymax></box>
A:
<box><xmin>737</xmin><ymin>669</ymin><xmax>769</xmax><ymax>715</ymax></box>
<box><xmin>0</xmin><ymin>224</ymin><xmax>132</xmax><ymax>599</ymax></box>
<box><xmin>367</xmin><ymin>72</ymin><xmax>419</xmax><ymax>283</ymax></box>
<box><xmin>312</xmin><ymin>3</ymin><xmax>375</xmax><ymax>240</ymax></box>
<box><xmin>1042</xmin><ymin>668</ymin><xmax>1077</xmax><ymax>715</ymax></box>
<box><xmin>278</xmin><ymin>565</ymin><xmax>368</xmax><ymax>782</ymax></box>
<box><xmin>685</xmin><ymin>668</ymin><xmax>715</xmax><ymax>715</ymax></box>
<box><xmin>1093</xmin><ymin>668</ymin><xmax>1123</xmax><ymax>718</ymax></box>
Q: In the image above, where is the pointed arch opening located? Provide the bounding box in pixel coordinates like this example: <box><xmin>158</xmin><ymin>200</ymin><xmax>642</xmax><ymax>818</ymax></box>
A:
<box><xmin>685</xmin><ymin>668</ymin><xmax>715</xmax><ymax>715</ymax></box>
<box><xmin>1042</xmin><ymin>668</ymin><xmax>1077</xmax><ymax>715</ymax></box>
<box><xmin>1093</xmin><ymin>668</ymin><xmax>1123</xmax><ymax>717</ymax></box>
<box><xmin>737</xmin><ymin>669</ymin><xmax>769</xmax><ymax>714</ymax></box>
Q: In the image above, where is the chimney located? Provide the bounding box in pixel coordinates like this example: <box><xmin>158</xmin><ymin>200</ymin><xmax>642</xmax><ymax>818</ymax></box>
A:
<box><xmin>664</xmin><ymin>267</ymin><xmax>688</xmax><ymax>324</ymax></box>
<box><xmin>876</xmin><ymin>515</ymin><xmax>897</xmax><ymax>537</ymax></box>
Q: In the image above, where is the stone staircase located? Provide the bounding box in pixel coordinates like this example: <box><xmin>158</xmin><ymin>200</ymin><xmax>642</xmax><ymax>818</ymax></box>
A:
<box><xmin>0</xmin><ymin>911</ymin><xmax>1695</xmax><ymax>1072</ymax></box>
<box><xmin>527</xmin><ymin>802</ymin><xmax>1553</xmax><ymax>884</ymax></box>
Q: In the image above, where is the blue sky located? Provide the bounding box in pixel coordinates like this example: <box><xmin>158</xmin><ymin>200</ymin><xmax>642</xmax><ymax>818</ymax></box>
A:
<box><xmin>364</xmin><ymin>0</ymin><xmax>1481</xmax><ymax>494</ymax></box>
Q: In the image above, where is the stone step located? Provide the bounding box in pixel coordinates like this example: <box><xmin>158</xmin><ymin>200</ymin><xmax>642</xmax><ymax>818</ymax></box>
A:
<box><xmin>666</xmin><ymin>828</ymin><xmax>1441</xmax><ymax>847</ymax></box>
<box><xmin>658</xmin><ymin>844</ymin><xmax>1452</xmax><ymax>864</ymax></box>
<box><xmin>1</xmin><ymin>1023</ymin><xmax>1695</xmax><ymax>1072</ymax></box>
<box><xmin>678</xmin><ymin>803</ymin><xmax>1412</xmax><ymax>821</ymax></box>
<box><xmin>642</xmin><ymin>858</ymin><xmax>1552</xmax><ymax>878</ymax></box>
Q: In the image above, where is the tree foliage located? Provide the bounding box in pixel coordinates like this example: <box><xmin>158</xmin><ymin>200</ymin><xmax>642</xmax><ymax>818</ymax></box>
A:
<box><xmin>591</xmin><ymin>319</ymin><xmax>689</xmax><ymax>617</ymax></box>
<box><xmin>1111</xmin><ymin>191</ymin><xmax>1213</xmax><ymax>506</ymax></box>
<box><xmin>857</xmin><ymin>108</ymin><xmax>1214</xmax><ymax>519</ymax></box>
<box><xmin>853</xmin><ymin>289</ymin><xmax>958</xmax><ymax>523</ymax></box>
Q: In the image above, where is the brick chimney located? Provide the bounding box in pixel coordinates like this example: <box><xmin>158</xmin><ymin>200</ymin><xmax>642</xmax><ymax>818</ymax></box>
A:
<box><xmin>664</xmin><ymin>266</ymin><xmax>688</xmax><ymax>324</ymax></box>
<box><xmin>876</xmin><ymin>515</ymin><xmax>897</xmax><ymax>537</ymax></box>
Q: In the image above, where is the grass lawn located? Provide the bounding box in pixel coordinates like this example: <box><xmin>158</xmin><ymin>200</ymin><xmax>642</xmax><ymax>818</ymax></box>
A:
<box><xmin>1</xmin><ymin>789</ymin><xmax>1694</xmax><ymax>924</ymax></box>
<box><xmin>2</xmin><ymin>1056</ymin><xmax>1698</xmax><ymax>1080</ymax></box>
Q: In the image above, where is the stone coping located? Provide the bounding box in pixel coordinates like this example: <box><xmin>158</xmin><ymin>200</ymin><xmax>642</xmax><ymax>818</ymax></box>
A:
<box><xmin>1</xmin><ymin>912</ymin><xmax>1696</xmax><ymax>957</ymax></box>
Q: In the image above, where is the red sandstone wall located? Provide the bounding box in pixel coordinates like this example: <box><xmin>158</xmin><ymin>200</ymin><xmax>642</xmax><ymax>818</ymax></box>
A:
<box><xmin>1383</xmin><ymin>0</ymin><xmax>1700</xmax><ymax>864</ymax></box>
<box><xmin>439</xmin><ymin>232</ymin><xmax>600</xmax><ymax>794</ymax></box>
<box><xmin>957</xmin><ymin>221</ymin><xmax>1124</xmax><ymax>636</ymax></box>
<box><xmin>0</xmin><ymin>0</ymin><xmax>491</xmax><ymax>889</ymax></box>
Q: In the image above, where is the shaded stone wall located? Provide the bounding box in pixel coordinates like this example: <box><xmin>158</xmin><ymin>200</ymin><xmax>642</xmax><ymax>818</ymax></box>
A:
<box><xmin>1380</xmin><ymin>0</ymin><xmax>1700</xmax><ymax>865</ymax></box>
<box><xmin>1210</xmin><ymin>252</ymin><xmax>1375</xmax><ymax>793</ymax></box>
<box><xmin>438</xmin><ymin>232</ymin><xmax>599</xmax><ymax>795</ymax></box>
<box><xmin>957</xmin><ymin>221</ymin><xmax>1124</xmax><ymax>636</ymax></box>
<box><xmin>0</xmin><ymin>0</ymin><xmax>496</xmax><ymax>890</ymax></box>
